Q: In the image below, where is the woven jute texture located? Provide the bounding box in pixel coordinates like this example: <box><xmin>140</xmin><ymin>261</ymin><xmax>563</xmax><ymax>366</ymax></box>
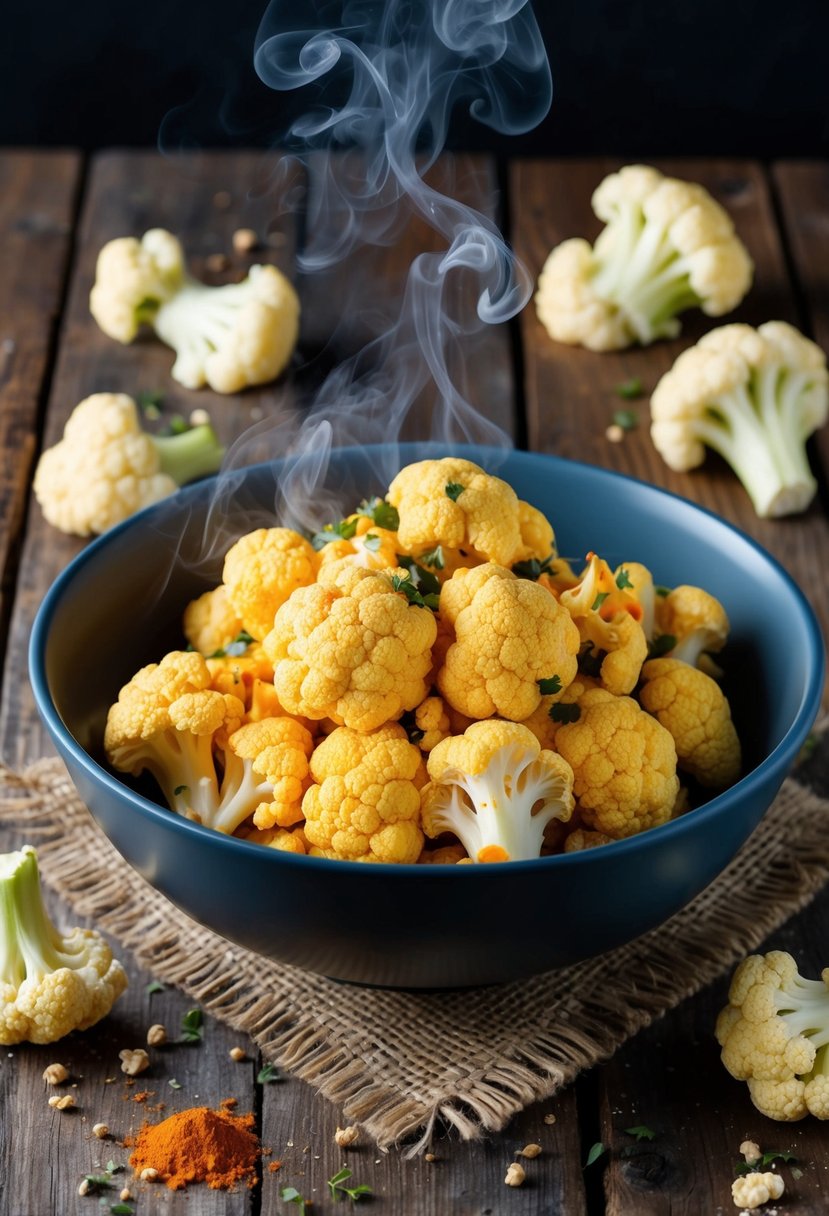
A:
<box><xmin>2</xmin><ymin>757</ymin><xmax>829</xmax><ymax>1153</ymax></box>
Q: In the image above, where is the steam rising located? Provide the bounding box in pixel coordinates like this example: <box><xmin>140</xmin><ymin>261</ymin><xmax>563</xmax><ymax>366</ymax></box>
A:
<box><xmin>210</xmin><ymin>0</ymin><xmax>551</xmax><ymax>539</ymax></box>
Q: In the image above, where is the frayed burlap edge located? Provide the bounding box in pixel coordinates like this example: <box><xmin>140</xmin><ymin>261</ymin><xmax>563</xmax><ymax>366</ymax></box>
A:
<box><xmin>2</xmin><ymin>756</ymin><xmax>829</xmax><ymax>1153</ymax></box>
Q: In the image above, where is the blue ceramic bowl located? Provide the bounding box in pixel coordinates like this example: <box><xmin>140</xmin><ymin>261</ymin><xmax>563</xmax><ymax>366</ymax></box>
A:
<box><xmin>30</xmin><ymin>444</ymin><xmax>824</xmax><ymax>988</ymax></box>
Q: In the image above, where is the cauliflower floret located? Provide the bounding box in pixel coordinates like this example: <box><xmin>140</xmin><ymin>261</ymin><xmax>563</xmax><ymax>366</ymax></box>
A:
<box><xmin>184</xmin><ymin>586</ymin><xmax>244</xmax><ymax>656</ymax></box>
<box><xmin>33</xmin><ymin>393</ymin><xmax>223</xmax><ymax>537</ymax></box>
<box><xmin>551</xmin><ymin>687</ymin><xmax>679</xmax><ymax>839</ymax></box>
<box><xmin>559</xmin><ymin>554</ymin><xmax>649</xmax><ymax>695</ymax></box>
<box><xmin>228</xmin><ymin>717</ymin><xmax>314</xmax><ymax>829</ymax></box>
<box><xmin>639</xmin><ymin>658</ymin><xmax>741</xmax><ymax>789</ymax></box>
<box><xmin>436</xmin><ymin>564</ymin><xmax>580</xmax><ymax>722</ymax></box>
<box><xmin>731</xmin><ymin>1172</ymin><xmax>785</xmax><ymax>1210</ymax></box>
<box><xmin>655</xmin><ymin>584</ymin><xmax>730</xmax><ymax>676</ymax></box>
<box><xmin>651</xmin><ymin>321</ymin><xmax>829</xmax><ymax>517</ymax></box>
<box><xmin>223</xmin><ymin>528</ymin><xmax>318</xmax><ymax>642</ymax></box>
<box><xmin>716</xmin><ymin>950</ymin><xmax>829</xmax><ymax>1121</ymax></box>
<box><xmin>91</xmin><ymin>228</ymin><xmax>300</xmax><ymax>393</ymax></box>
<box><xmin>421</xmin><ymin>721</ymin><xmax>574</xmax><ymax>863</ymax></box>
<box><xmin>388</xmin><ymin>457</ymin><xmax>546</xmax><ymax>567</ymax></box>
<box><xmin>536</xmin><ymin>165</ymin><xmax>753</xmax><ymax>351</ymax></box>
<box><xmin>263</xmin><ymin>566</ymin><xmax>436</xmax><ymax>732</ymax></box>
<box><xmin>0</xmin><ymin>847</ymin><xmax>127</xmax><ymax>1045</ymax></box>
<box><xmin>413</xmin><ymin>695</ymin><xmax>452</xmax><ymax>752</ymax></box>
<box><xmin>302</xmin><ymin>725</ymin><xmax>425</xmax><ymax>862</ymax></box>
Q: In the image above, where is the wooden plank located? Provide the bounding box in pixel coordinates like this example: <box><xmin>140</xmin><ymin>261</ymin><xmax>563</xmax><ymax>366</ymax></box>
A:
<box><xmin>297</xmin><ymin>152</ymin><xmax>515</xmax><ymax>442</ymax></box>
<box><xmin>511</xmin><ymin>158</ymin><xmax>829</xmax><ymax>654</ymax></box>
<box><xmin>0</xmin><ymin>149</ymin><xmax>301</xmax><ymax>768</ymax></box>
<box><xmin>772</xmin><ymin>161</ymin><xmax>829</xmax><ymax>479</ymax></box>
<box><xmin>0</xmin><ymin>150</ymin><xmax>81</xmax><ymax>634</ymax></box>
<box><xmin>0</xmin><ymin>149</ymin><xmax>303</xmax><ymax>1216</ymax></box>
<box><xmin>261</xmin><ymin>1086</ymin><xmax>585</xmax><ymax>1216</ymax></box>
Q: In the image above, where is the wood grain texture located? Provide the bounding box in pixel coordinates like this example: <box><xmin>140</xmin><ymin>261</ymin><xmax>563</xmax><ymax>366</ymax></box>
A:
<box><xmin>772</xmin><ymin>160</ymin><xmax>829</xmax><ymax>482</ymax></box>
<box><xmin>510</xmin><ymin>158</ymin><xmax>829</xmax><ymax>663</ymax></box>
<box><xmin>0</xmin><ymin>151</ymin><xmax>81</xmax><ymax>636</ymax></box>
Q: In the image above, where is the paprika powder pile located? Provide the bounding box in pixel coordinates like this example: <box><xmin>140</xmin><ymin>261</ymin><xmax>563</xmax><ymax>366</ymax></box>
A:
<box><xmin>128</xmin><ymin>1105</ymin><xmax>260</xmax><ymax>1190</ymax></box>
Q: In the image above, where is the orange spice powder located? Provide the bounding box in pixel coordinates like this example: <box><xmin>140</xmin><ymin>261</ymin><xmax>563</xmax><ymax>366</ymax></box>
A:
<box><xmin>127</xmin><ymin>1105</ymin><xmax>260</xmax><ymax>1191</ymax></box>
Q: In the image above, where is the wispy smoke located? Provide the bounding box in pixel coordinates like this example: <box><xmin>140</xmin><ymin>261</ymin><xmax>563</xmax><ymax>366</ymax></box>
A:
<box><xmin>216</xmin><ymin>0</ymin><xmax>551</xmax><ymax>534</ymax></box>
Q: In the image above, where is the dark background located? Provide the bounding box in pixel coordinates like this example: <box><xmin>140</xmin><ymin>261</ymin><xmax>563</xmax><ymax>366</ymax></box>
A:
<box><xmin>1</xmin><ymin>0</ymin><xmax>827</xmax><ymax>155</ymax></box>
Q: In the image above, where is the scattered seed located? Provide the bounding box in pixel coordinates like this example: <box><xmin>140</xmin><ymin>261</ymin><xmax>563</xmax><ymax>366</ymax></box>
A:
<box><xmin>120</xmin><ymin>1189</ymin><xmax>132</xmax><ymax>1202</ymax></box>
<box><xmin>146</xmin><ymin>1024</ymin><xmax>167</xmax><ymax>1048</ymax></box>
<box><xmin>605</xmin><ymin>423</ymin><xmax>625</xmax><ymax>443</ymax></box>
<box><xmin>205</xmin><ymin>252</ymin><xmax>230</xmax><ymax>273</ymax></box>
<box><xmin>189</xmin><ymin>408</ymin><xmax>211</xmax><ymax>427</ymax></box>
<box><xmin>424</xmin><ymin>1153</ymin><xmax>436</xmax><ymax>1163</ymax></box>
<box><xmin>543</xmin><ymin>1113</ymin><xmax>557</xmax><ymax>1125</ymax></box>
<box><xmin>232</xmin><ymin>228</ymin><xmax>258</xmax><ymax>253</ymax></box>
<box><xmin>518</xmin><ymin>1143</ymin><xmax>542</xmax><ymax>1159</ymax></box>
<box><xmin>229</xmin><ymin>1046</ymin><xmax>246</xmax><ymax>1062</ymax></box>
<box><xmin>92</xmin><ymin>1123</ymin><xmax>110</xmax><ymax>1140</ymax></box>
<box><xmin>335</xmin><ymin>1125</ymin><xmax>360</xmax><ymax>1148</ymax></box>
<box><xmin>48</xmin><ymin>1094</ymin><xmax>76</xmax><ymax>1110</ymax></box>
<box><xmin>78</xmin><ymin>1179</ymin><xmax>91</xmax><ymax>1196</ymax></box>
<box><xmin>504</xmin><ymin>1162</ymin><xmax>525</xmax><ymax>1187</ymax></box>
<box><xmin>104</xmin><ymin>1077</ymin><xmax>116</xmax><ymax>1085</ymax></box>
<box><xmin>140</xmin><ymin>1167</ymin><xmax>160</xmax><ymax>1182</ymax></box>
<box><xmin>43</xmin><ymin>1063</ymin><xmax>69</xmax><ymax>1085</ymax></box>
<box><xmin>119</xmin><ymin>1049</ymin><xmax>150</xmax><ymax>1077</ymax></box>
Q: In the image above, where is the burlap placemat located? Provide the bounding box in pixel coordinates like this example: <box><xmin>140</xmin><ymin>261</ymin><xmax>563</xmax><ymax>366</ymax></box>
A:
<box><xmin>2</xmin><ymin>756</ymin><xmax>829</xmax><ymax>1153</ymax></box>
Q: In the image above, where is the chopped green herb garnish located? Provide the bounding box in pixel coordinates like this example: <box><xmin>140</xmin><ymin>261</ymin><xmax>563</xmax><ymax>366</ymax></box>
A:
<box><xmin>648</xmin><ymin>633</ymin><xmax>677</xmax><ymax>659</ymax></box>
<box><xmin>549</xmin><ymin>702</ymin><xmax>580</xmax><ymax>724</ymax></box>
<box><xmin>165</xmin><ymin>414</ymin><xmax>190</xmax><ymax>436</ymax></box>
<box><xmin>390</xmin><ymin>573</ymin><xmax>440</xmax><ymax>612</ymax></box>
<box><xmin>591</xmin><ymin>591</ymin><xmax>610</xmax><ymax>612</ymax></box>
<box><xmin>168</xmin><ymin>1078</ymin><xmax>182</xmax><ymax>1090</ymax></box>
<box><xmin>178</xmin><ymin>1007</ymin><xmax>204</xmax><ymax>1044</ymax></box>
<box><xmin>615</xmin><ymin>568</ymin><xmax>633</xmax><ymax>590</ymax></box>
<box><xmin>577</xmin><ymin>645</ymin><xmax>604</xmax><ymax>678</ymax></box>
<box><xmin>327</xmin><ymin>1167</ymin><xmax>373</xmax><ymax>1202</ymax></box>
<box><xmin>419</xmin><ymin>545</ymin><xmax>445</xmax><ymax>570</ymax></box>
<box><xmin>225</xmin><ymin>629</ymin><xmax>255</xmax><ymax>657</ymax></box>
<box><xmin>146</xmin><ymin>980</ymin><xmax>165</xmax><ymax>996</ymax></box>
<box><xmin>445</xmin><ymin>482</ymin><xmax>465</xmax><ymax>502</ymax></box>
<box><xmin>612</xmin><ymin>409</ymin><xmax>639</xmax><ymax>431</ymax></box>
<box><xmin>357</xmin><ymin>496</ymin><xmax>399</xmax><ymax>531</ymax></box>
<box><xmin>105</xmin><ymin>1162</ymin><xmax>124</xmax><ymax>1175</ymax></box>
<box><xmin>82</xmin><ymin>1173</ymin><xmax>114</xmax><ymax>1193</ymax></box>
<box><xmin>396</xmin><ymin>555</ymin><xmax>441</xmax><ymax>597</ymax></box>
<box><xmin>363</xmin><ymin>533</ymin><xmax>381</xmax><ymax>553</ymax></box>
<box><xmin>173</xmin><ymin>784</ymin><xmax>189</xmax><ymax>797</ymax></box>
<box><xmin>791</xmin><ymin>1165</ymin><xmax>804</xmax><ymax>1180</ymax></box>
<box><xmin>512</xmin><ymin>554</ymin><xmax>556</xmax><ymax>580</ymax></box>
<box><xmin>734</xmin><ymin>1149</ymin><xmax>798</xmax><ymax>1177</ymax></box>
<box><xmin>624</xmin><ymin>1125</ymin><xmax>656</xmax><ymax>1141</ymax></box>
<box><xmin>257</xmin><ymin>1062</ymin><xmax>283</xmax><ymax>1084</ymax></box>
<box><xmin>615</xmin><ymin>377</ymin><xmax>643</xmax><ymax>400</ymax></box>
<box><xmin>110</xmin><ymin>1205</ymin><xmax>135</xmax><ymax>1215</ymax></box>
<box><xmin>311</xmin><ymin>517</ymin><xmax>359</xmax><ymax>549</ymax></box>
<box><xmin>584</xmin><ymin>1142</ymin><xmax>606</xmax><ymax>1168</ymax></box>
<box><xmin>537</xmin><ymin>675</ymin><xmax>563</xmax><ymax>696</ymax></box>
<box><xmin>654</xmin><ymin>585</ymin><xmax>671</xmax><ymax>598</ymax></box>
<box><xmin>281</xmin><ymin>1186</ymin><xmax>309</xmax><ymax>1212</ymax></box>
<box><xmin>137</xmin><ymin>390</ymin><xmax>164</xmax><ymax>418</ymax></box>
<box><xmin>207</xmin><ymin>648</ymin><xmax>226</xmax><ymax>659</ymax></box>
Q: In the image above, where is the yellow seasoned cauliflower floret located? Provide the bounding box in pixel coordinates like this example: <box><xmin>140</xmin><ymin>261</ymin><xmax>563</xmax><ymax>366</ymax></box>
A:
<box><xmin>184</xmin><ymin>586</ymin><xmax>244</xmax><ymax>656</ymax></box>
<box><xmin>436</xmin><ymin>564</ymin><xmax>580</xmax><ymax>722</ymax></box>
<box><xmin>229</xmin><ymin>717</ymin><xmax>314</xmax><ymax>828</ymax></box>
<box><xmin>559</xmin><ymin>554</ymin><xmax>648</xmax><ymax>696</ymax></box>
<box><xmin>263</xmin><ymin>566</ymin><xmax>436</xmax><ymax>732</ymax></box>
<box><xmin>551</xmin><ymin>687</ymin><xmax>679</xmax><ymax>839</ymax></box>
<box><xmin>639</xmin><ymin>657</ymin><xmax>741</xmax><ymax>789</ymax></box>
<box><xmin>223</xmin><ymin>527</ymin><xmax>318</xmax><ymax>642</ymax></box>
<box><xmin>302</xmin><ymin>725</ymin><xmax>425</xmax><ymax>862</ymax></box>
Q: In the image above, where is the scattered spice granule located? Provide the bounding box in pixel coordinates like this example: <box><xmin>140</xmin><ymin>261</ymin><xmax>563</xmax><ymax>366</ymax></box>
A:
<box><xmin>268</xmin><ymin>1161</ymin><xmax>282</xmax><ymax>1173</ymax></box>
<box><xmin>127</xmin><ymin>1105</ymin><xmax>260</xmax><ymax>1191</ymax></box>
<box><xmin>220</xmin><ymin>1097</ymin><xmax>238</xmax><ymax>1110</ymax></box>
<box><xmin>132</xmin><ymin>1090</ymin><xmax>153</xmax><ymax>1104</ymax></box>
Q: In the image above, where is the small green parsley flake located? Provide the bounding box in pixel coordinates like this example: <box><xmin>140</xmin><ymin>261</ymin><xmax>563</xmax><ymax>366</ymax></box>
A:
<box><xmin>327</xmin><ymin>1167</ymin><xmax>373</xmax><ymax>1202</ymax></box>
<box><xmin>612</xmin><ymin>409</ymin><xmax>639</xmax><ymax>431</ymax></box>
<box><xmin>648</xmin><ymin>633</ymin><xmax>676</xmax><ymax>659</ymax></box>
<box><xmin>537</xmin><ymin>675</ymin><xmax>563</xmax><ymax>696</ymax></box>
<box><xmin>419</xmin><ymin>545</ymin><xmax>445</xmax><ymax>570</ymax></box>
<box><xmin>146</xmin><ymin>980</ymin><xmax>165</xmax><ymax>996</ymax></box>
<box><xmin>549</xmin><ymin>702</ymin><xmax>580</xmax><ymax>724</ymax></box>
<box><xmin>624</xmin><ymin>1125</ymin><xmax>656</xmax><ymax>1141</ymax></box>
<box><xmin>178</xmin><ymin>1007</ymin><xmax>203</xmax><ymax>1044</ymax></box>
<box><xmin>445</xmin><ymin>482</ymin><xmax>465</xmax><ymax>502</ymax></box>
<box><xmin>615</xmin><ymin>568</ymin><xmax>633</xmax><ymax>590</ymax></box>
<box><xmin>257</xmin><ymin>1062</ymin><xmax>282</xmax><ymax>1084</ymax></box>
<box><xmin>591</xmin><ymin>591</ymin><xmax>610</xmax><ymax>612</ymax></box>
<box><xmin>173</xmin><ymin>784</ymin><xmax>189</xmax><ymax>797</ymax></box>
<box><xmin>584</xmin><ymin>1142</ymin><xmax>606</xmax><ymax>1168</ymax></box>
<box><xmin>168</xmin><ymin>1078</ymin><xmax>182</xmax><ymax>1090</ymax></box>
<box><xmin>615</xmin><ymin>377</ymin><xmax>643</xmax><ymax>400</ymax></box>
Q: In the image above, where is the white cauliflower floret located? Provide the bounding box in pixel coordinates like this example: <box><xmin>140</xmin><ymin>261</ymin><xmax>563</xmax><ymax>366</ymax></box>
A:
<box><xmin>535</xmin><ymin>164</ymin><xmax>753</xmax><ymax>351</ymax></box>
<box><xmin>90</xmin><ymin>228</ymin><xmax>300</xmax><ymax>393</ymax></box>
<box><xmin>731</xmin><ymin>1171</ymin><xmax>784</xmax><ymax>1209</ymax></box>
<box><xmin>33</xmin><ymin>393</ymin><xmax>224</xmax><ymax>536</ymax></box>
<box><xmin>0</xmin><ymin>847</ymin><xmax>127</xmax><ymax>1044</ymax></box>
<box><xmin>651</xmin><ymin>321</ymin><xmax>829</xmax><ymax>517</ymax></box>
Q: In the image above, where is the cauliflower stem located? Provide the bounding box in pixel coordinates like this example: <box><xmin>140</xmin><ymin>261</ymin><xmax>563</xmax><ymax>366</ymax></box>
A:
<box><xmin>153</xmin><ymin>422</ymin><xmax>225</xmax><ymax>487</ymax></box>
<box><xmin>0</xmin><ymin>847</ymin><xmax>78</xmax><ymax>986</ymax></box>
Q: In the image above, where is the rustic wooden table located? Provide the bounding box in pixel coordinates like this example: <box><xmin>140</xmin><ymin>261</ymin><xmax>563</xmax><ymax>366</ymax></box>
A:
<box><xmin>1</xmin><ymin>149</ymin><xmax>829</xmax><ymax>1216</ymax></box>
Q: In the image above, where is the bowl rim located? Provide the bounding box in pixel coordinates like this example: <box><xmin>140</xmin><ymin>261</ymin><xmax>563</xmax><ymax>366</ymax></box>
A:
<box><xmin>30</xmin><ymin>443</ymin><xmax>825</xmax><ymax>877</ymax></box>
